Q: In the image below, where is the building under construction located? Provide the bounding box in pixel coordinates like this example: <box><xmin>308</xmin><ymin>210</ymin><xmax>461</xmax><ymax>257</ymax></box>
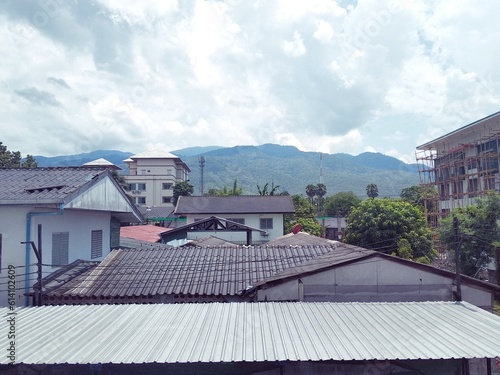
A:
<box><xmin>416</xmin><ymin>111</ymin><xmax>500</xmax><ymax>227</ymax></box>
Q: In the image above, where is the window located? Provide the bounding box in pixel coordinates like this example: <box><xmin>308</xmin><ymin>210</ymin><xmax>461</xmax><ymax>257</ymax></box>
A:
<box><xmin>52</xmin><ymin>232</ymin><xmax>69</xmax><ymax>268</ymax></box>
<box><xmin>162</xmin><ymin>196</ymin><xmax>172</xmax><ymax>203</ymax></box>
<box><xmin>260</xmin><ymin>218</ymin><xmax>273</xmax><ymax>229</ymax></box>
<box><xmin>162</xmin><ymin>183</ymin><xmax>173</xmax><ymax>190</ymax></box>
<box><xmin>167</xmin><ymin>168</ymin><xmax>172</xmax><ymax>176</ymax></box>
<box><xmin>129</xmin><ymin>183</ymin><xmax>146</xmax><ymax>191</ymax></box>
<box><xmin>0</xmin><ymin>233</ymin><xmax>2</xmax><ymax>271</ymax></box>
<box><xmin>227</xmin><ymin>218</ymin><xmax>245</xmax><ymax>225</ymax></box>
<box><xmin>91</xmin><ymin>230</ymin><xmax>103</xmax><ymax>259</ymax></box>
<box><xmin>136</xmin><ymin>197</ymin><xmax>146</xmax><ymax>205</ymax></box>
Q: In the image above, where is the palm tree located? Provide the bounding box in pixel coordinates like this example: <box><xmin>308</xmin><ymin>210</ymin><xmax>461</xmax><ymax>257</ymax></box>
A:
<box><xmin>366</xmin><ymin>183</ymin><xmax>379</xmax><ymax>199</ymax></box>
<box><xmin>306</xmin><ymin>184</ymin><xmax>317</xmax><ymax>204</ymax></box>
<box><xmin>316</xmin><ymin>183</ymin><xmax>327</xmax><ymax>214</ymax></box>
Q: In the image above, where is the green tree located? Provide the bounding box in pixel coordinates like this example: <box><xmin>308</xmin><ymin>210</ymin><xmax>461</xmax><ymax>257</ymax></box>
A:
<box><xmin>21</xmin><ymin>154</ymin><xmax>38</xmax><ymax>168</ymax></box>
<box><xmin>305</xmin><ymin>184</ymin><xmax>317</xmax><ymax>204</ymax></box>
<box><xmin>316</xmin><ymin>183</ymin><xmax>327</xmax><ymax>214</ymax></box>
<box><xmin>400</xmin><ymin>185</ymin><xmax>438</xmax><ymax>211</ymax></box>
<box><xmin>290</xmin><ymin>217</ymin><xmax>322</xmax><ymax>237</ymax></box>
<box><xmin>284</xmin><ymin>195</ymin><xmax>320</xmax><ymax>234</ymax></box>
<box><xmin>437</xmin><ymin>191</ymin><xmax>500</xmax><ymax>278</ymax></box>
<box><xmin>324</xmin><ymin>191</ymin><xmax>361</xmax><ymax>217</ymax></box>
<box><xmin>206</xmin><ymin>179</ymin><xmax>243</xmax><ymax>196</ymax></box>
<box><xmin>172</xmin><ymin>181</ymin><xmax>194</xmax><ymax>205</ymax></box>
<box><xmin>0</xmin><ymin>142</ymin><xmax>37</xmax><ymax>168</ymax></box>
<box><xmin>257</xmin><ymin>182</ymin><xmax>281</xmax><ymax>196</ymax></box>
<box><xmin>344</xmin><ymin>197</ymin><xmax>436</xmax><ymax>263</ymax></box>
<box><xmin>366</xmin><ymin>183</ymin><xmax>379</xmax><ymax>199</ymax></box>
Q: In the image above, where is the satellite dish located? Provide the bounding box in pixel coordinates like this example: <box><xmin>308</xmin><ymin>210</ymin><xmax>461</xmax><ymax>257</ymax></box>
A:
<box><xmin>292</xmin><ymin>224</ymin><xmax>302</xmax><ymax>234</ymax></box>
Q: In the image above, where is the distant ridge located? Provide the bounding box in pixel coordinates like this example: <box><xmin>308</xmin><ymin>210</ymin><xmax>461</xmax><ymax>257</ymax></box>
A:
<box><xmin>34</xmin><ymin>150</ymin><xmax>133</xmax><ymax>170</ymax></box>
<box><xmin>35</xmin><ymin>144</ymin><xmax>419</xmax><ymax>197</ymax></box>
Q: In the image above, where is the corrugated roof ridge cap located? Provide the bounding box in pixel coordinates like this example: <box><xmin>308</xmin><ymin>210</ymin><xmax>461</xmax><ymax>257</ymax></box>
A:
<box><xmin>72</xmin><ymin>248</ymin><xmax>123</xmax><ymax>296</ymax></box>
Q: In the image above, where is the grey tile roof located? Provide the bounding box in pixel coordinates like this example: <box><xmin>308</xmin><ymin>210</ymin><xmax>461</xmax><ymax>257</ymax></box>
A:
<box><xmin>38</xmin><ymin>259</ymin><xmax>99</xmax><ymax>295</ymax></box>
<box><xmin>2</xmin><ymin>301</ymin><xmax>500</xmax><ymax>364</ymax></box>
<box><xmin>44</xmin><ymin>245</ymin><xmax>338</xmax><ymax>300</ymax></box>
<box><xmin>0</xmin><ymin>167</ymin><xmax>108</xmax><ymax>204</ymax></box>
<box><xmin>183</xmin><ymin>235</ymin><xmax>239</xmax><ymax>247</ymax></box>
<box><xmin>175</xmin><ymin>195</ymin><xmax>295</xmax><ymax>214</ymax></box>
<box><xmin>265</xmin><ymin>232</ymin><xmax>340</xmax><ymax>246</ymax></box>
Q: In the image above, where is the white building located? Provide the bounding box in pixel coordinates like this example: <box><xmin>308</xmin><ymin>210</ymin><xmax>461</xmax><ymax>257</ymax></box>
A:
<box><xmin>123</xmin><ymin>150</ymin><xmax>191</xmax><ymax>208</ymax></box>
<box><xmin>170</xmin><ymin>195</ymin><xmax>296</xmax><ymax>245</ymax></box>
<box><xmin>0</xmin><ymin>167</ymin><xmax>142</xmax><ymax>306</ymax></box>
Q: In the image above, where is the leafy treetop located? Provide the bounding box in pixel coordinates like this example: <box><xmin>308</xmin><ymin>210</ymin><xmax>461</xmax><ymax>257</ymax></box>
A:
<box><xmin>0</xmin><ymin>142</ymin><xmax>38</xmax><ymax>168</ymax></box>
<box><xmin>344</xmin><ymin>197</ymin><xmax>436</xmax><ymax>263</ymax></box>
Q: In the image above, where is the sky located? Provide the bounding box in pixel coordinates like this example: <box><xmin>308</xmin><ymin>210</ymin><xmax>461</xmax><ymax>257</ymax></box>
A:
<box><xmin>1</xmin><ymin>0</ymin><xmax>500</xmax><ymax>163</ymax></box>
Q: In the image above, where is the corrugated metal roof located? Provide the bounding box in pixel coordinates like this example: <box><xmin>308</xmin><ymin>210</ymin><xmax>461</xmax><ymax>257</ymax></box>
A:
<box><xmin>120</xmin><ymin>225</ymin><xmax>165</xmax><ymax>243</ymax></box>
<box><xmin>44</xmin><ymin>245</ymin><xmax>339</xmax><ymax>300</ymax></box>
<box><xmin>2</xmin><ymin>301</ymin><xmax>499</xmax><ymax>365</ymax></box>
<box><xmin>0</xmin><ymin>167</ymin><xmax>108</xmax><ymax>204</ymax></box>
<box><xmin>175</xmin><ymin>195</ymin><xmax>295</xmax><ymax>214</ymax></box>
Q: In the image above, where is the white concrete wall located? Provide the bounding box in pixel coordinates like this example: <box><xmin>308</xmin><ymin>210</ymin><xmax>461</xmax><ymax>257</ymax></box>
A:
<box><xmin>0</xmin><ymin>206</ymin><xmax>112</xmax><ymax>306</ymax></box>
<box><xmin>258</xmin><ymin>257</ymin><xmax>495</xmax><ymax>309</ymax></box>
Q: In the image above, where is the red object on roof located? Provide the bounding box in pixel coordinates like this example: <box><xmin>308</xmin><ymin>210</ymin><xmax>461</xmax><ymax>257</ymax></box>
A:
<box><xmin>292</xmin><ymin>224</ymin><xmax>302</xmax><ymax>234</ymax></box>
<box><xmin>120</xmin><ymin>225</ymin><xmax>167</xmax><ymax>243</ymax></box>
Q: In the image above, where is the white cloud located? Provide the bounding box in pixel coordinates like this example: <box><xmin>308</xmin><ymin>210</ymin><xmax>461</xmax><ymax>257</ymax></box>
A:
<box><xmin>283</xmin><ymin>31</ymin><xmax>306</xmax><ymax>58</ymax></box>
<box><xmin>1</xmin><ymin>0</ymin><xmax>500</xmax><ymax>163</ymax></box>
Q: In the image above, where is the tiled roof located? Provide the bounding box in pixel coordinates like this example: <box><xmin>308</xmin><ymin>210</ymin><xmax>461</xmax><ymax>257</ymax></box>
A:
<box><xmin>120</xmin><ymin>225</ymin><xmax>165</xmax><ymax>243</ymax></box>
<box><xmin>38</xmin><ymin>259</ymin><xmax>99</xmax><ymax>295</ymax></box>
<box><xmin>183</xmin><ymin>235</ymin><xmax>238</xmax><ymax>247</ymax></box>
<box><xmin>175</xmin><ymin>195</ymin><xmax>295</xmax><ymax>214</ymax></box>
<box><xmin>138</xmin><ymin>206</ymin><xmax>174</xmax><ymax>220</ymax></box>
<box><xmin>2</xmin><ymin>301</ymin><xmax>499</xmax><ymax>364</ymax></box>
<box><xmin>265</xmin><ymin>232</ymin><xmax>340</xmax><ymax>246</ymax></box>
<box><xmin>0</xmin><ymin>167</ymin><xmax>108</xmax><ymax>204</ymax></box>
<box><xmin>43</xmin><ymin>245</ymin><xmax>338</xmax><ymax>300</ymax></box>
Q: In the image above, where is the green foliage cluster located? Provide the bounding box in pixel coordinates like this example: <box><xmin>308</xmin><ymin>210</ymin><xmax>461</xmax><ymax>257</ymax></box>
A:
<box><xmin>172</xmin><ymin>181</ymin><xmax>194</xmax><ymax>206</ymax></box>
<box><xmin>206</xmin><ymin>179</ymin><xmax>243</xmax><ymax>196</ymax></box>
<box><xmin>0</xmin><ymin>142</ymin><xmax>37</xmax><ymax>168</ymax></box>
<box><xmin>323</xmin><ymin>191</ymin><xmax>361</xmax><ymax>217</ymax></box>
<box><xmin>284</xmin><ymin>195</ymin><xmax>322</xmax><ymax>236</ymax></box>
<box><xmin>437</xmin><ymin>191</ymin><xmax>500</xmax><ymax>277</ymax></box>
<box><xmin>344</xmin><ymin>197</ymin><xmax>436</xmax><ymax>263</ymax></box>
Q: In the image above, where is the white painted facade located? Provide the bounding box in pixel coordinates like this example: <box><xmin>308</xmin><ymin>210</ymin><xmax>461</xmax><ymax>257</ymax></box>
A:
<box><xmin>185</xmin><ymin>213</ymin><xmax>285</xmax><ymax>244</ymax></box>
<box><xmin>0</xmin><ymin>173</ymin><xmax>142</xmax><ymax>307</ymax></box>
<box><xmin>123</xmin><ymin>151</ymin><xmax>190</xmax><ymax>209</ymax></box>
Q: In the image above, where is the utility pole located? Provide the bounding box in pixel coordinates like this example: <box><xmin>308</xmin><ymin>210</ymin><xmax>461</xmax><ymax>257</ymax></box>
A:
<box><xmin>199</xmin><ymin>156</ymin><xmax>205</xmax><ymax>195</ymax></box>
<box><xmin>453</xmin><ymin>216</ymin><xmax>462</xmax><ymax>301</ymax></box>
<box><xmin>21</xmin><ymin>224</ymin><xmax>43</xmax><ymax>306</ymax></box>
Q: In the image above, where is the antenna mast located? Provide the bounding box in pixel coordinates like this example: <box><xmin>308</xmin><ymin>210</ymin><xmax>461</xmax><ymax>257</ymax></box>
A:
<box><xmin>319</xmin><ymin>152</ymin><xmax>323</xmax><ymax>184</ymax></box>
<box><xmin>199</xmin><ymin>156</ymin><xmax>205</xmax><ymax>195</ymax></box>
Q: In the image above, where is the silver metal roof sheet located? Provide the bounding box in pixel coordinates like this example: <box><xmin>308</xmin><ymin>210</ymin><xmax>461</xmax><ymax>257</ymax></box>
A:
<box><xmin>2</xmin><ymin>301</ymin><xmax>499</xmax><ymax>365</ymax></box>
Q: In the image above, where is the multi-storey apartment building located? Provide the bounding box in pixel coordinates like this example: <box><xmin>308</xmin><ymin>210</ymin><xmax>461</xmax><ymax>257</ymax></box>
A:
<box><xmin>416</xmin><ymin>111</ymin><xmax>500</xmax><ymax>225</ymax></box>
<box><xmin>123</xmin><ymin>150</ymin><xmax>191</xmax><ymax>208</ymax></box>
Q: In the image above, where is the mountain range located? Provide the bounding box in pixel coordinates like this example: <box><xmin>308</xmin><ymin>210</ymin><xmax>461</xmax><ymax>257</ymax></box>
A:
<box><xmin>34</xmin><ymin>144</ymin><xmax>420</xmax><ymax>198</ymax></box>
